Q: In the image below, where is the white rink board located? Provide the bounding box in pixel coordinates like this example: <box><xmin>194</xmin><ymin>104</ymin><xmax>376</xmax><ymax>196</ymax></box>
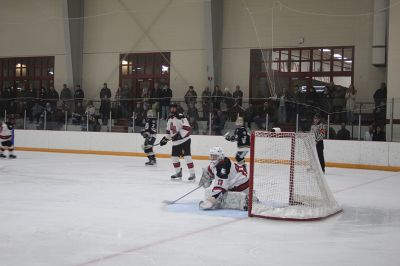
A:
<box><xmin>14</xmin><ymin>130</ymin><xmax>400</xmax><ymax>167</ymax></box>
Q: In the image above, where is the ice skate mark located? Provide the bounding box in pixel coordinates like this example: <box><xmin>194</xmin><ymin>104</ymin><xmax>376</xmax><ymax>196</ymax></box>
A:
<box><xmin>334</xmin><ymin>172</ymin><xmax>400</xmax><ymax>194</ymax></box>
<box><xmin>75</xmin><ymin>218</ymin><xmax>245</xmax><ymax>266</ymax></box>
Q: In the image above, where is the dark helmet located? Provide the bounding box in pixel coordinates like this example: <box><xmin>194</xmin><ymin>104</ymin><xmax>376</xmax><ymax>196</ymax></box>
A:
<box><xmin>314</xmin><ymin>113</ymin><xmax>321</xmax><ymax>120</ymax></box>
<box><xmin>169</xmin><ymin>103</ymin><xmax>178</xmax><ymax>109</ymax></box>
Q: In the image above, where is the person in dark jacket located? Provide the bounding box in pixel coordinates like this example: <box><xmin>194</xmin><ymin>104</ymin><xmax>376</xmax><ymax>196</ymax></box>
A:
<box><xmin>336</xmin><ymin>123</ymin><xmax>350</xmax><ymax>140</ymax></box>
<box><xmin>74</xmin><ymin>85</ymin><xmax>85</xmax><ymax>110</ymax></box>
<box><xmin>160</xmin><ymin>84</ymin><xmax>172</xmax><ymax>119</ymax></box>
<box><xmin>47</xmin><ymin>86</ymin><xmax>59</xmax><ymax>109</ymax></box>
<box><xmin>212</xmin><ymin>85</ymin><xmax>223</xmax><ymax>110</ymax></box>
<box><xmin>99</xmin><ymin>83</ymin><xmax>112</xmax><ymax>125</ymax></box>
<box><xmin>373</xmin><ymin>125</ymin><xmax>386</xmax><ymax>141</ymax></box>
<box><xmin>60</xmin><ymin>84</ymin><xmax>72</xmax><ymax>113</ymax></box>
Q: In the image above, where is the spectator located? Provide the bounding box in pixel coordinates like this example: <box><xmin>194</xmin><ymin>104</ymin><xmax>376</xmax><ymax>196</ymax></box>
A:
<box><xmin>222</xmin><ymin>87</ymin><xmax>233</xmax><ymax>111</ymax></box>
<box><xmin>254</xmin><ymin>101</ymin><xmax>275</xmax><ymax>129</ymax></box>
<box><xmin>345</xmin><ymin>84</ymin><xmax>356</xmax><ymax>124</ymax></box>
<box><xmin>331</xmin><ymin>85</ymin><xmax>346</xmax><ymax>123</ymax></box>
<box><xmin>373</xmin><ymin>82</ymin><xmax>387</xmax><ymax>108</ymax></box>
<box><xmin>201</xmin><ymin>86</ymin><xmax>212</xmax><ymax>119</ymax></box>
<box><xmin>160</xmin><ymin>83</ymin><xmax>172</xmax><ymax>119</ymax></box>
<box><xmin>72</xmin><ymin>101</ymin><xmax>85</xmax><ymax>125</ymax></box>
<box><xmin>328</xmin><ymin>126</ymin><xmax>337</xmax><ymax>140</ymax></box>
<box><xmin>278</xmin><ymin>88</ymin><xmax>287</xmax><ymax>123</ymax></box>
<box><xmin>373</xmin><ymin>125</ymin><xmax>386</xmax><ymax>141</ymax></box>
<box><xmin>244</xmin><ymin>104</ymin><xmax>256</xmax><ymax>128</ymax></box>
<box><xmin>85</xmin><ymin>100</ymin><xmax>100</xmax><ymax>132</ymax></box>
<box><xmin>233</xmin><ymin>85</ymin><xmax>243</xmax><ymax>107</ymax></box>
<box><xmin>74</xmin><ymin>85</ymin><xmax>85</xmax><ymax>110</ymax></box>
<box><xmin>153</xmin><ymin>82</ymin><xmax>162</xmax><ymax>112</ymax></box>
<box><xmin>31</xmin><ymin>102</ymin><xmax>44</xmax><ymax>123</ymax></box>
<box><xmin>47</xmin><ymin>86</ymin><xmax>59</xmax><ymax>109</ymax></box>
<box><xmin>212</xmin><ymin>85</ymin><xmax>223</xmax><ymax>110</ymax></box>
<box><xmin>184</xmin><ymin>86</ymin><xmax>197</xmax><ymax>110</ymax></box>
<box><xmin>189</xmin><ymin>116</ymin><xmax>199</xmax><ymax>135</ymax></box>
<box><xmin>38</xmin><ymin>87</ymin><xmax>48</xmax><ymax>107</ymax></box>
<box><xmin>336</xmin><ymin>123</ymin><xmax>351</xmax><ymax>140</ymax></box>
<box><xmin>99</xmin><ymin>83</ymin><xmax>111</xmax><ymax>125</ymax></box>
<box><xmin>212</xmin><ymin>109</ymin><xmax>226</xmax><ymax>135</ymax></box>
<box><xmin>60</xmin><ymin>84</ymin><xmax>72</xmax><ymax>112</ymax></box>
<box><xmin>141</xmin><ymin>87</ymin><xmax>151</xmax><ymax>112</ymax></box>
<box><xmin>364</xmin><ymin>125</ymin><xmax>375</xmax><ymax>141</ymax></box>
<box><xmin>120</xmin><ymin>83</ymin><xmax>131</xmax><ymax>118</ymax></box>
<box><xmin>24</xmin><ymin>85</ymin><xmax>35</xmax><ymax>121</ymax></box>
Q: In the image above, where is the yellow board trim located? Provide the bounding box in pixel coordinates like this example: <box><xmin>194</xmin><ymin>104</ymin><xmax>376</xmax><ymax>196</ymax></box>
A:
<box><xmin>15</xmin><ymin>146</ymin><xmax>400</xmax><ymax>172</ymax></box>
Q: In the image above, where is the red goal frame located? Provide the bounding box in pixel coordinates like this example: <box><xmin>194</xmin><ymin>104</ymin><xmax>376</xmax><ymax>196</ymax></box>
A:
<box><xmin>248</xmin><ymin>131</ymin><xmax>342</xmax><ymax>221</ymax></box>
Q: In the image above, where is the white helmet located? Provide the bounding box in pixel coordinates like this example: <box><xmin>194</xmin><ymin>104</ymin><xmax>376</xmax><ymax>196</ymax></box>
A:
<box><xmin>235</xmin><ymin>116</ymin><xmax>244</xmax><ymax>126</ymax></box>
<box><xmin>209</xmin><ymin>146</ymin><xmax>224</xmax><ymax>166</ymax></box>
<box><xmin>147</xmin><ymin>109</ymin><xmax>155</xmax><ymax>118</ymax></box>
<box><xmin>271</xmin><ymin>127</ymin><xmax>281</xmax><ymax>133</ymax></box>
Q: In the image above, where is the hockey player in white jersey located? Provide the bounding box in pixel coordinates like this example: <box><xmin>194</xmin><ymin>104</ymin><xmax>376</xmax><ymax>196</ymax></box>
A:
<box><xmin>160</xmin><ymin>103</ymin><xmax>196</xmax><ymax>181</ymax></box>
<box><xmin>198</xmin><ymin>147</ymin><xmax>249</xmax><ymax>210</ymax></box>
<box><xmin>0</xmin><ymin>115</ymin><xmax>16</xmax><ymax>159</ymax></box>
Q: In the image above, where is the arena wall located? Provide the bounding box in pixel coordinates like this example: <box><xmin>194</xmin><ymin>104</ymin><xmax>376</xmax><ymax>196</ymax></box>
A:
<box><xmin>14</xmin><ymin>130</ymin><xmax>400</xmax><ymax>171</ymax></box>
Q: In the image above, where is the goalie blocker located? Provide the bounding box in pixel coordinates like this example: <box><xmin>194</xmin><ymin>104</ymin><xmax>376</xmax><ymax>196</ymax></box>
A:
<box><xmin>198</xmin><ymin>147</ymin><xmax>249</xmax><ymax>210</ymax></box>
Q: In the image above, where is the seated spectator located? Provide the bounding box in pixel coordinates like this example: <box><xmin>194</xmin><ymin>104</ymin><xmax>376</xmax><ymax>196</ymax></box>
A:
<box><xmin>72</xmin><ymin>101</ymin><xmax>85</xmax><ymax>125</ymax></box>
<box><xmin>373</xmin><ymin>125</ymin><xmax>386</xmax><ymax>141</ymax></box>
<box><xmin>244</xmin><ymin>104</ymin><xmax>255</xmax><ymax>128</ymax></box>
<box><xmin>328</xmin><ymin>126</ymin><xmax>337</xmax><ymax>140</ymax></box>
<box><xmin>212</xmin><ymin>109</ymin><xmax>226</xmax><ymax>135</ymax></box>
<box><xmin>187</xmin><ymin>102</ymin><xmax>199</xmax><ymax>121</ymax></box>
<box><xmin>31</xmin><ymin>102</ymin><xmax>45</xmax><ymax>123</ymax></box>
<box><xmin>84</xmin><ymin>101</ymin><xmax>101</xmax><ymax>131</ymax></box>
<box><xmin>364</xmin><ymin>124</ymin><xmax>375</xmax><ymax>141</ymax></box>
<box><xmin>336</xmin><ymin>123</ymin><xmax>351</xmax><ymax>140</ymax></box>
<box><xmin>254</xmin><ymin>101</ymin><xmax>275</xmax><ymax>129</ymax></box>
<box><xmin>189</xmin><ymin>116</ymin><xmax>199</xmax><ymax>135</ymax></box>
<box><xmin>373</xmin><ymin>82</ymin><xmax>387</xmax><ymax>108</ymax></box>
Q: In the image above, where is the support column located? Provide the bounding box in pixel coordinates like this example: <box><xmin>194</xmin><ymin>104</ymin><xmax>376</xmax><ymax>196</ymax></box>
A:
<box><xmin>387</xmin><ymin>0</ymin><xmax>400</xmax><ymax>141</ymax></box>
<box><xmin>204</xmin><ymin>0</ymin><xmax>223</xmax><ymax>89</ymax></box>
<box><xmin>62</xmin><ymin>0</ymin><xmax>84</xmax><ymax>88</ymax></box>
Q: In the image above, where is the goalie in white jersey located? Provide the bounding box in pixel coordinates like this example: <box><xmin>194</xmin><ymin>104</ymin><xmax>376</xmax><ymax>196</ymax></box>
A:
<box><xmin>160</xmin><ymin>103</ymin><xmax>196</xmax><ymax>181</ymax></box>
<box><xmin>199</xmin><ymin>147</ymin><xmax>249</xmax><ymax>210</ymax></box>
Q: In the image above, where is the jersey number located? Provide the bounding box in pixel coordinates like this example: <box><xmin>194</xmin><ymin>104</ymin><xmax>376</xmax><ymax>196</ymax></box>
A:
<box><xmin>217</xmin><ymin>179</ymin><xmax>223</xmax><ymax>186</ymax></box>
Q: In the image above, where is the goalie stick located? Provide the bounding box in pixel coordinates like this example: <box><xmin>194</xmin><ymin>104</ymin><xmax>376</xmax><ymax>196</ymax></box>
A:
<box><xmin>162</xmin><ymin>185</ymin><xmax>202</xmax><ymax>205</ymax></box>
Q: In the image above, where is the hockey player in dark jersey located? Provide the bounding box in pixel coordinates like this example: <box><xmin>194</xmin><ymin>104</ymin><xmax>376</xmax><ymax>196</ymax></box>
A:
<box><xmin>198</xmin><ymin>146</ymin><xmax>249</xmax><ymax>210</ymax></box>
<box><xmin>160</xmin><ymin>103</ymin><xmax>195</xmax><ymax>181</ymax></box>
<box><xmin>225</xmin><ymin>116</ymin><xmax>250</xmax><ymax>167</ymax></box>
<box><xmin>310</xmin><ymin>113</ymin><xmax>326</xmax><ymax>173</ymax></box>
<box><xmin>0</xmin><ymin>115</ymin><xmax>16</xmax><ymax>159</ymax></box>
<box><xmin>141</xmin><ymin>110</ymin><xmax>157</xmax><ymax>166</ymax></box>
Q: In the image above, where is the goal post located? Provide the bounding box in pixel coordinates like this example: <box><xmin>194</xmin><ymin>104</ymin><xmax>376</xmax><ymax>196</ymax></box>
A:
<box><xmin>248</xmin><ymin>131</ymin><xmax>342</xmax><ymax>221</ymax></box>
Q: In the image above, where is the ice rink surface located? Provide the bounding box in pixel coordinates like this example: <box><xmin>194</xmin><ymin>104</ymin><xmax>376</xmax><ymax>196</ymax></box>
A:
<box><xmin>1</xmin><ymin>151</ymin><xmax>400</xmax><ymax>266</ymax></box>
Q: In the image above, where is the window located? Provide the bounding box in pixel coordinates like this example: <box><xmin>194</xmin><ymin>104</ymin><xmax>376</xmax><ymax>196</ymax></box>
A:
<box><xmin>0</xmin><ymin>56</ymin><xmax>55</xmax><ymax>91</ymax></box>
<box><xmin>119</xmin><ymin>52</ymin><xmax>170</xmax><ymax>98</ymax></box>
<box><xmin>250</xmin><ymin>46</ymin><xmax>354</xmax><ymax>98</ymax></box>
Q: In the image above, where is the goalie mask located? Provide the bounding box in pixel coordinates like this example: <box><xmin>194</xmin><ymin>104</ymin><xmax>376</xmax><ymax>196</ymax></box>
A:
<box><xmin>209</xmin><ymin>146</ymin><xmax>224</xmax><ymax>167</ymax></box>
<box><xmin>235</xmin><ymin>116</ymin><xmax>244</xmax><ymax>126</ymax></box>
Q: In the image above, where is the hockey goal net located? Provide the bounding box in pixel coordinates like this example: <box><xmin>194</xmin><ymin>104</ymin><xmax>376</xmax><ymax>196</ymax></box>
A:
<box><xmin>248</xmin><ymin>131</ymin><xmax>342</xmax><ymax>220</ymax></box>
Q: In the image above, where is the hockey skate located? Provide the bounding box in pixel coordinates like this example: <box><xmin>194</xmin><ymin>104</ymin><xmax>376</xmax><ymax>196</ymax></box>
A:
<box><xmin>187</xmin><ymin>174</ymin><xmax>196</xmax><ymax>182</ymax></box>
<box><xmin>171</xmin><ymin>168</ymin><xmax>182</xmax><ymax>181</ymax></box>
<box><xmin>0</xmin><ymin>154</ymin><xmax>6</xmax><ymax>158</ymax></box>
<box><xmin>9</xmin><ymin>154</ymin><xmax>16</xmax><ymax>159</ymax></box>
<box><xmin>145</xmin><ymin>159</ymin><xmax>156</xmax><ymax>166</ymax></box>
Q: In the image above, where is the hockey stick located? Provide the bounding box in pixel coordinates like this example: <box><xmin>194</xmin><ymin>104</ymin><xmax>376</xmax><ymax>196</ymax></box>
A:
<box><xmin>141</xmin><ymin>142</ymin><xmax>161</xmax><ymax>151</ymax></box>
<box><xmin>162</xmin><ymin>185</ymin><xmax>202</xmax><ymax>205</ymax></box>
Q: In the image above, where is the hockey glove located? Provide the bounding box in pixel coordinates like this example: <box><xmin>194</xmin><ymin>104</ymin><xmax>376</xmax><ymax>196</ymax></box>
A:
<box><xmin>141</xmin><ymin>131</ymin><xmax>150</xmax><ymax>139</ymax></box>
<box><xmin>198</xmin><ymin>168</ymin><xmax>213</xmax><ymax>188</ymax></box>
<box><xmin>160</xmin><ymin>136</ymin><xmax>169</xmax><ymax>146</ymax></box>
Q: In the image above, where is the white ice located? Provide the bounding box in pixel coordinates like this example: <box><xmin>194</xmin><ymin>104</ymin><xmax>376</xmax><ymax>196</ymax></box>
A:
<box><xmin>0</xmin><ymin>152</ymin><xmax>400</xmax><ymax>266</ymax></box>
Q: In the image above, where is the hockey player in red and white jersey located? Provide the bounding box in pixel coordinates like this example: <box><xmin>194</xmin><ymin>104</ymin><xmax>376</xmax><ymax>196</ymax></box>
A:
<box><xmin>0</xmin><ymin>115</ymin><xmax>16</xmax><ymax>159</ymax></box>
<box><xmin>160</xmin><ymin>103</ymin><xmax>196</xmax><ymax>181</ymax></box>
<box><xmin>198</xmin><ymin>147</ymin><xmax>249</xmax><ymax>210</ymax></box>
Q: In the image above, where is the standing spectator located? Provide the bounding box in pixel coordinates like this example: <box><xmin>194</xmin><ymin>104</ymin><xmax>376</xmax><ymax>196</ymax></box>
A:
<box><xmin>254</xmin><ymin>101</ymin><xmax>275</xmax><ymax>129</ymax></box>
<box><xmin>141</xmin><ymin>87</ymin><xmax>151</xmax><ymax>112</ymax></box>
<box><xmin>212</xmin><ymin>109</ymin><xmax>226</xmax><ymax>135</ymax></box>
<box><xmin>331</xmin><ymin>85</ymin><xmax>346</xmax><ymax>123</ymax></box>
<box><xmin>310</xmin><ymin>113</ymin><xmax>326</xmax><ymax>173</ymax></box>
<box><xmin>278</xmin><ymin>88</ymin><xmax>287</xmax><ymax>123</ymax></box>
<box><xmin>345</xmin><ymin>84</ymin><xmax>356</xmax><ymax>124</ymax></box>
<box><xmin>244</xmin><ymin>104</ymin><xmax>256</xmax><ymax>128</ymax></box>
<box><xmin>74</xmin><ymin>85</ymin><xmax>85</xmax><ymax>110</ymax></box>
<box><xmin>99</xmin><ymin>83</ymin><xmax>111</xmax><ymax>125</ymax></box>
<box><xmin>373</xmin><ymin>82</ymin><xmax>387</xmax><ymax>108</ymax></box>
<box><xmin>201</xmin><ymin>86</ymin><xmax>212</xmax><ymax>120</ymax></box>
<box><xmin>336</xmin><ymin>123</ymin><xmax>351</xmax><ymax>140</ymax></box>
<box><xmin>232</xmin><ymin>85</ymin><xmax>243</xmax><ymax>107</ymax></box>
<box><xmin>24</xmin><ymin>85</ymin><xmax>35</xmax><ymax>121</ymax></box>
<box><xmin>160</xmin><ymin>84</ymin><xmax>172</xmax><ymax>119</ymax></box>
<box><xmin>60</xmin><ymin>84</ymin><xmax>72</xmax><ymax>113</ymax></box>
<box><xmin>212</xmin><ymin>85</ymin><xmax>223</xmax><ymax>110</ymax></box>
<box><xmin>47</xmin><ymin>86</ymin><xmax>59</xmax><ymax>109</ymax></box>
<box><xmin>364</xmin><ymin>124</ymin><xmax>375</xmax><ymax>141</ymax></box>
<box><xmin>38</xmin><ymin>87</ymin><xmax>48</xmax><ymax>107</ymax></box>
<box><xmin>221</xmin><ymin>87</ymin><xmax>233</xmax><ymax>111</ymax></box>
<box><xmin>153</xmin><ymin>82</ymin><xmax>162</xmax><ymax>113</ymax></box>
<box><xmin>184</xmin><ymin>86</ymin><xmax>197</xmax><ymax>110</ymax></box>
<box><xmin>120</xmin><ymin>84</ymin><xmax>131</xmax><ymax>118</ymax></box>
<box><xmin>373</xmin><ymin>125</ymin><xmax>386</xmax><ymax>141</ymax></box>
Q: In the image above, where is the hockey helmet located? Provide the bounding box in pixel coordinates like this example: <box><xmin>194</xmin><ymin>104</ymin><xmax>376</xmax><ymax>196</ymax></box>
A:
<box><xmin>147</xmin><ymin>109</ymin><xmax>155</xmax><ymax>118</ymax></box>
<box><xmin>271</xmin><ymin>127</ymin><xmax>281</xmax><ymax>133</ymax></box>
<box><xmin>209</xmin><ymin>146</ymin><xmax>224</xmax><ymax>166</ymax></box>
<box><xmin>314</xmin><ymin>113</ymin><xmax>322</xmax><ymax>120</ymax></box>
<box><xmin>235</xmin><ymin>116</ymin><xmax>244</xmax><ymax>126</ymax></box>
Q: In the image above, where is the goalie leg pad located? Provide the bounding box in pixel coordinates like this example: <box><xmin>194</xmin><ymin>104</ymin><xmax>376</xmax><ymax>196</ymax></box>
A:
<box><xmin>204</xmin><ymin>189</ymin><xmax>248</xmax><ymax>211</ymax></box>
